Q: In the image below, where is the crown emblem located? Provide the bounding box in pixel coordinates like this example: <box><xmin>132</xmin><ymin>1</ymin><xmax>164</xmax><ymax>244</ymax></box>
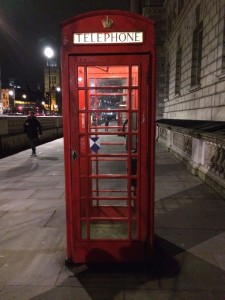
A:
<box><xmin>102</xmin><ymin>16</ymin><xmax>113</xmax><ymax>29</ymax></box>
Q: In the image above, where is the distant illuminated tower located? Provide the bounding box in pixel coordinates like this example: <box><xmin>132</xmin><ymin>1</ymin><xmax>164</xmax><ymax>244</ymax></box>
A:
<box><xmin>43</xmin><ymin>46</ymin><xmax>61</xmax><ymax>114</ymax></box>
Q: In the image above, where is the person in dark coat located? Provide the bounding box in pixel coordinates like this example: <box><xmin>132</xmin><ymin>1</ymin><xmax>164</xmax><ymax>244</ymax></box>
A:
<box><xmin>105</xmin><ymin>116</ymin><xmax>110</xmax><ymax>131</ymax></box>
<box><xmin>24</xmin><ymin>111</ymin><xmax>42</xmax><ymax>156</ymax></box>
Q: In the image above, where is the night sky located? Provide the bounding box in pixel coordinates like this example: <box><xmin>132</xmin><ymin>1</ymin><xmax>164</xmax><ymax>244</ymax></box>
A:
<box><xmin>0</xmin><ymin>0</ymin><xmax>130</xmax><ymax>90</ymax></box>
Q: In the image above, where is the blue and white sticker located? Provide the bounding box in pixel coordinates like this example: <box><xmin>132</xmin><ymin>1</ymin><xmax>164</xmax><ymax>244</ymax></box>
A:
<box><xmin>89</xmin><ymin>137</ymin><xmax>100</xmax><ymax>153</ymax></box>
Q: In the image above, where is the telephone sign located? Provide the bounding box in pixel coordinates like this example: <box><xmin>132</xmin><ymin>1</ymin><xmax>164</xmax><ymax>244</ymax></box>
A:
<box><xmin>74</xmin><ymin>32</ymin><xmax>143</xmax><ymax>44</ymax></box>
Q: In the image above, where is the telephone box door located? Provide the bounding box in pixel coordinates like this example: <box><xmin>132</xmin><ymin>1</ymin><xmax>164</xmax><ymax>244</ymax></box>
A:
<box><xmin>67</xmin><ymin>53</ymin><xmax>154</xmax><ymax>263</ymax></box>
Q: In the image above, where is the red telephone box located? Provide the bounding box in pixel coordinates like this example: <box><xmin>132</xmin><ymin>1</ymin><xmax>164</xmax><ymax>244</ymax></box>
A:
<box><xmin>61</xmin><ymin>10</ymin><xmax>155</xmax><ymax>263</ymax></box>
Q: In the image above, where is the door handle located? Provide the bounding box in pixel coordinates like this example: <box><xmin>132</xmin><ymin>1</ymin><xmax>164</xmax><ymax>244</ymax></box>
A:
<box><xmin>71</xmin><ymin>150</ymin><xmax>77</xmax><ymax>160</ymax></box>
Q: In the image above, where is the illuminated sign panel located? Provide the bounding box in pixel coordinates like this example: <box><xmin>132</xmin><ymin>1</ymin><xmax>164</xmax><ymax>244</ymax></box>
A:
<box><xmin>74</xmin><ymin>32</ymin><xmax>143</xmax><ymax>44</ymax></box>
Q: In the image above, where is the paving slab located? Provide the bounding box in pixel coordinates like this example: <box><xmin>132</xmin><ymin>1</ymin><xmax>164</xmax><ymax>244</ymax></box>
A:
<box><xmin>0</xmin><ymin>139</ymin><xmax>224</xmax><ymax>299</ymax></box>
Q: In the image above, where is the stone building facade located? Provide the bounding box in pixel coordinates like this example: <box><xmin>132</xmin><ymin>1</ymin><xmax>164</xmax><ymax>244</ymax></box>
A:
<box><xmin>163</xmin><ymin>0</ymin><xmax>225</xmax><ymax>121</ymax></box>
<box><xmin>135</xmin><ymin>0</ymin><xmax>225</xmax><ymax>198</ymax></box>
<box><xmin>139</xmin><ymin>0</ymin><xmax>225</xmax><ymax>121</ymax></box>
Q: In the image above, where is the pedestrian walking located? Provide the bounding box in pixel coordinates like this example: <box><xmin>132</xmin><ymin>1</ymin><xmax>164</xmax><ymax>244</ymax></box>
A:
<box><xmin>24</xmin><ymin>111</ymin><xmax>42</xmax><ymax>156</ymax></box>
<box><xmin>105</xmin><ymin>116</ymin><xmax>110</xmax><ymax>131</ymax></box>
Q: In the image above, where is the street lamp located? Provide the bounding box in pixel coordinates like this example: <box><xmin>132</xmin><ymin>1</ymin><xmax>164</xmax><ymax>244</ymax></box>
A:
<box><xmin>8</xmin><ymin>89</ymin><xmax>14</xmax><ymax>113</ymax></box>
<box><xmin>44</xmin><ymin>46</ymin><xmax>54</xmax><ymax>115</ymax></box>
<box><xmin>56</xmin><ymin>86</ymin><xmax>62</xmax><ymax>115</ymax></box>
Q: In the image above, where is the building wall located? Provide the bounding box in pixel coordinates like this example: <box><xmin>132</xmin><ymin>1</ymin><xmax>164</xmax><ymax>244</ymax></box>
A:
<box><xmin>162</xmin><ymin>0</ymin><xmax>225</xmax><ymax>120</ymax></box>
<box><xmin>139</xmin><ymin>0</ymin><xmax>225</xmax><ymax>197</ymax></box>
<box><xmin>1</xmin><ymin>89</ymin><xmax>10</xmax><ymax>109</ymax></box>
<box><xmin>143</xmin><ymin>6</ymin><xmax>167</xmax><ymax>120</ymax></box>
<box><xmin>130</xmin><ymin>0</ymin><xmax>166</xmax><ymax>120</ymax></box>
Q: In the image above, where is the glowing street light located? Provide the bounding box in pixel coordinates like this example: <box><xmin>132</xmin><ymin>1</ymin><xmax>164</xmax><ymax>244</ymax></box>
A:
<box><xmin>8</xmin><ymin>89</ymin><xmax>15</xmax><ymax>113</ymax></box>
<box><xmin>44</xmin><ymin>47</ymin><xmax>54</xmax><ymax>60</ymax></box>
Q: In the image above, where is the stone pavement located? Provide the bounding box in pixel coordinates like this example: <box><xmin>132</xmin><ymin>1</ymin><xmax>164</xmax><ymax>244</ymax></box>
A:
<box><xmin>0</xmin><ymin>138</ymin><xmax>225</xmax><ymax>300</ymax></box>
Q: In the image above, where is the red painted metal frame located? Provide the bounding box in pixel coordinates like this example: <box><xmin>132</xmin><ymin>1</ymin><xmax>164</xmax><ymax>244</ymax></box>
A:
<box><xmin>61</xmin><ymin>10</ymin><xmax>155</xmax><ymax>263</ymax></box>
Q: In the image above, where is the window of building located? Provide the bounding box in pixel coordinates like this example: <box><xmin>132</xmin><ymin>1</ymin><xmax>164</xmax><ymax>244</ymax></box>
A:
<box><xmin>167</xmin><ymin>14</ymin><xmax>172</xmax><ymax>36</ymax></box>
<box><xmin>165</xmin><ymin>59</ymin><xmax>170</xmax><ymax>100</ymax></box>
<box><xmin>175</xmin><ymin>36</ymin><xmax>182</xmax><ymax>95</ymax></box>
<box><xmin>191</xmin><ymin>5</ymin><xmax>203</xmax><ymax>87</ymax></box>
<box><xmin>51</xmin><ymin>75</ymin><xmax>57</xmax><ymax>87</ymax></box>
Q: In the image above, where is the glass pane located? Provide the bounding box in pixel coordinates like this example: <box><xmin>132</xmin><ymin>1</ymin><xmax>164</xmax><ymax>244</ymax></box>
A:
<box><xmin>89</xmin><ymin>134</ymin><xmax>127</xmax><ymax>154</ymax></box>
<box><xmin>91</xmin><ymin>199</ymin><xmax>128</xmax><ymax>207</ymax></box>
<box><xmin>131</xmin><ymin>135</ymin><xmax>138</xmax><ymax>152</ymax></box>
<box><xmin>90</xmin><ymin>205</ymin><xmax>129</xmax><ymax>218</ymax></box>
<box><xmin>120</xmin><ymin>114</ymin><xmax>138</xmax><ymax>152</ymax></box>
<box><xmin>91</xmin><ymin>189</ymin><xmax>128</xmax><ymax>198</ymax></box>
<box><xmin>131</xmin><ymin>89</ymin><xmax>138</xmax><ymax>110</ymax></box>
<box><xmin>78</xmin><ymin>66</ymin><xmax>84</xmax><ymax>87</ymax></box>
<box><xmin>88</xmin><ymin>90</ymin><xmax>129</xmax><ymax>110</ymax></box>
<box><xmin>91</xmin><ymin>178</ymin><xmax>128</xmax><ymax>197</ymax></box>
<box><xmin>78</xmin><ymin>90</ymin><xmax>85</xmax><ymax>110</ymax></box>
<box><xmin>87</xmin><ymin>66</ymin><xmax>129</xmax><ymax>87</ymax></box>
<box><xmin>90</xmin><ymin>114</ymin><xmax>119</xmax><ymax>132</ymax></box>
<box><xmin>131</xmin><ymin>112</ymin><xmax>138</xmax><ymax>132</ymax></box>
<box><xmin>90</xmin><ymin>112</ymin><xmax>103</xmax><ymax>127</ymax></box>
<box><xmin>132</xmin><ymin>65</ymin><xmax>138</xmax><ymax>86</ymax></box>
<box><xmin>90</xmin><ymin>221</ymin><xmax>128</xmax><ymax>239</ymax></box>
<box><xmin>119</xmin><ymin>112</ymin><xmax>128</xmax><ymax>131</ymax></box>
<box><xmin>89</xmin><ymin>113</ymin><xmax>129</xmax><ymax>134</ymax></box>
<box><xmin>91</xmin><ymin>158</ymin><xmax>127</xmax><ymax>175</ymax></box>
<box><xmin>131</xmin><ymin>157</ymin><xmax>137</xmax><ymax>177</ymax></box>
<box><xmin>89</xmin><ymin>78</ymin><xmax>95</xmax><ymax>87</ymax></box>
<box><xmin>96</xmin><ymin>78</ymin><xmax>127</xmax><ymax>87</ymax></box>
<box><xmin>89</xmin><ymin>95</ymin><xmax>96</xmax><ymax>109</ymax></box>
